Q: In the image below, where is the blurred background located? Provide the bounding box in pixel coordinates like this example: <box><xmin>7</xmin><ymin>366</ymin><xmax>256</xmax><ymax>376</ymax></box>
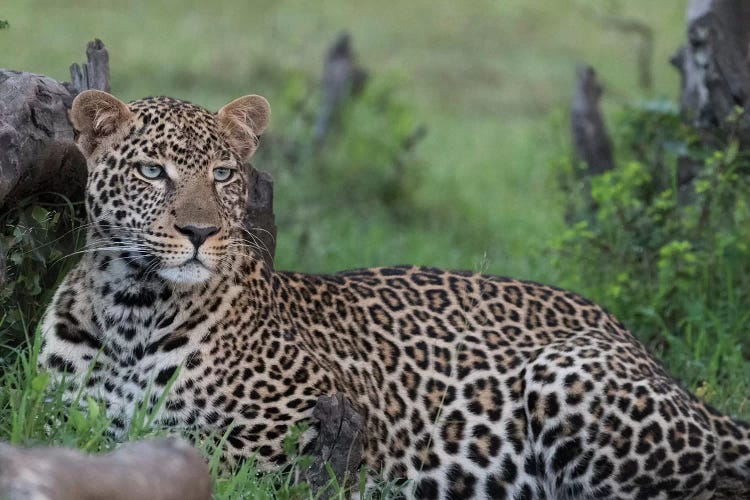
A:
<box><xmin>3</xmin><ymin>0</ymin><xmax>684</xmax><ymax>275</ymax></box>
<box><xmin>2</xmin><ymin>0</ymin><xmax>749</xmax><ymax>419</ymax></box>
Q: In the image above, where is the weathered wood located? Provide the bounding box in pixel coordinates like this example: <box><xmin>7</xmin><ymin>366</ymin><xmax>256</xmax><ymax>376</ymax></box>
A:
<box><xmin>66</xmin><ymin>38</ymin><xmax>111</xmax><ymax>94</ymax></box>
<box><xmin>244</xmin><ymin>164</ymin><xmax>277</xmax><ymax>270</ymax></box>
<box><xmin>0</xmin><ymin>438</ymin><xmax>211</xmax><ymax>500</ymax></box>
<box><xmin>0</xmin><ymin>71</ymin><xmax>87</xmax><ymax>207</ymax></box>
<box><xmin>571</xmin><ymin>64</ymin><xmax>614</xmax><ymax>176</ymax></box>
<box><xmin>313</xmin><ymin>33</ymin><xmax>368</xmax><ymax>145</ymax></box>
<box><xmin>300</xmin><ymin>392</ymin><xmax>365</xmax><ymax>498</ymax></box>
<box><xmin>0</xmin><ymin>39</ymin><xmax>111</xmax><ymax>210</ymax></box>
<box><xmin>671</xmin><ymin>0</ymin><xmax>750</xmax><ymax>144</ymax></box>
<box><xmin>714</xmin><ymin>475</ymin><xmax>750</xmax><ymax>499</ymax></box>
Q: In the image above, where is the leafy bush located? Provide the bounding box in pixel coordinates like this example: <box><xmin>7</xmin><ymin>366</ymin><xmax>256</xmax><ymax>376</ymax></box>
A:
<box><xmin>258</xmin><ymin>72</ymin><xmax>425</xmax><ymax>213</ymax></box>
<box><xmin>0</xmin><ymin>199</ymin><xmax>85</xmax><ymax>355</ymax></box>
<box><xmin>554</xmin><ymin>102</ymin><xmax>750</xmax><ymax>414</ymax></box>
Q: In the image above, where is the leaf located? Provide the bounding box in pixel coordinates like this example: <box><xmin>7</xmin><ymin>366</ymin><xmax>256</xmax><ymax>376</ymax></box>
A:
<box><xmin>87</xmin><ymin>397</ymin><xmax>100</xmax><ymax>420</ymax></box>
<box><xmin>69</xmin><ymin>407</ymin><xmax>85</xmax><ymax>429</ymax></box>
<box><xmin>30</xmin><ymin>373</ymin><xmax>49</xmax><ymax>393</ymax></box>
<box><xmin>725</xmin><ymin>139</ymin><xmax>739</xmax><ymax>165</ymax></box>
<box><xmin>31</xmin><ymin>206</ymin><xmax>51</xmax><ymax>226</ymax></box>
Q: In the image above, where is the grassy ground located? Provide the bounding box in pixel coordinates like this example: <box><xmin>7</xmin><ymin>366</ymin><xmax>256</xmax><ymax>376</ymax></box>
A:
<box><xmin>4</xmin><ymin>0</ymin><xmax>749</xmax><ymax>497</ymax></box>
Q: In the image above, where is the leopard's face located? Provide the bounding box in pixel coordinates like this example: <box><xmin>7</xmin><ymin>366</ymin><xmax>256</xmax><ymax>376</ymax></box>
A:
<box><xmin>72</xmin><ymin>92</ymin><xmax>270</xmax><ymax>284</ymax></box>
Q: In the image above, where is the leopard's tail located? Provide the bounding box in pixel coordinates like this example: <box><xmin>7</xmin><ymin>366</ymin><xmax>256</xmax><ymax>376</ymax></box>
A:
<box><xmin>709</xmin><ymin>410</ymin><xmax>750</xmax><ymax>480</ymax></box>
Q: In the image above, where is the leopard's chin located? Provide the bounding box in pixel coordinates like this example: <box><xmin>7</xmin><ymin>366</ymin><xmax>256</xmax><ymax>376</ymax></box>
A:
<box><xmin>157</xmin><ymin>260</ymin><xmax>212</xmax><ymax>284</ymax></box>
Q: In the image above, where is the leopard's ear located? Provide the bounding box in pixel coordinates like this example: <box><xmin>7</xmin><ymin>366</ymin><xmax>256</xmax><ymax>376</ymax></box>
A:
<box><xmin>217</xmin><ymin>95</ymin><xmax>270</xmax><ymax>160</ymax></box>
<box><xmin>70</xmin><ymin>90</ymin><xmax>132</xmax><ymax>157</ymax></box>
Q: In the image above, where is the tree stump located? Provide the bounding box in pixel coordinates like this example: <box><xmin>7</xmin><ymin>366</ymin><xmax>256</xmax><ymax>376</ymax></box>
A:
<box><xmin>301</xmin><ymin>393</ymin><xmax>365</xmax><ymax>498</ymax></box>
<box><xmin>66</xmin><ymin>38</ymin><xmax>111</xmax><ymax>94</ymax></box>
<box><xmin>671</xmin><ymin>0</ymin><xmax>750</xmax><ymax>145</ymax></box>
<box><xmin>313</xmin><ymin>33</ymin><xmax>368</xmax><ymax>146</ymax></box>
<box><xmin>571</xmin><ymin>64</ymin><xmax>614</xmax><ymax>176</ymax></box>
<box><xmin>244</xmin><ymin>165</ymin><xmax>277</xmax><ymax>269</ymax></box>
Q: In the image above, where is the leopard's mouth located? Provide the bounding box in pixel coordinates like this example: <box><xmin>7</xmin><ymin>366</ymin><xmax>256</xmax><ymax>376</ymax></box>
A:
<box><xmin>157</xmin><ymin>259</ymin><xmax>212</xmax><ymax>284</ymax></box>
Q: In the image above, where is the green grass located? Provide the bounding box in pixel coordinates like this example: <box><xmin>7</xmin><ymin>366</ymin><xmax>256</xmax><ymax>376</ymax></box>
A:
<box><xmin>3</xmin><ymin>0</ymin><xmax>749</xmax><ymax>497</ymax></box>
<box><xmin>0</xmin><ymin>331</ymin><xmax>327</xmax><ymax>499</ymax></box>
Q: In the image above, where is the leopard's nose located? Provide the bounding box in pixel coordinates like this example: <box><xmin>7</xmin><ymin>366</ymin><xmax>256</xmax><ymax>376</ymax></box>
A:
<box><xmin>175</xmin><ymin>224</ymin><xmax>219</xmax><ymax>248</ymax></box>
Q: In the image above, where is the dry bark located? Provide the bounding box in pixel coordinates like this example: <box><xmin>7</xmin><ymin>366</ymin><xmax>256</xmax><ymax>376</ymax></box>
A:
<box><xmin>671</xmin><ymin>0</ymin><xmax>750</xmax><ymax>144</ymax></box>
<box><xmin>244</xmin><ymin>164</ymin><xmax>277</xmax><ymax>269</ymax></box>
<box><xmin>0</xmin><ymin>438</ymin><xmax>211</xmax><ymax>500</ymax></box>
<box><xmin>0</xmin><ymin>71</ymin><xmax>87</xmax><ymax>208</ymax></box>
<box><xmin>714</xmin><ymin>476</ymin><xmax>750</xmax><ymax>499</ymax></box>
<box><xmin>571</xmin><ymin>64</ymin><xmax>614</xmax><ymax>176</ymax></box>
<box><xmin>0</xmin><ymin>39</ymin><xmax>111</xmax><ymax>210</ymax></box>
<box><xmin>300</xmin><ymin>393</ymin><xmax>365</xmax><ymax>498</ymax></box>
<box><xmin>313</xmin><ymin>33</ymin><xmax>368</xmax><ymax>145</ymax></box>
<box><xmin>66</xmin><ymin>38</ymin><xmax>111</xmax><ymax>94</ymax></box>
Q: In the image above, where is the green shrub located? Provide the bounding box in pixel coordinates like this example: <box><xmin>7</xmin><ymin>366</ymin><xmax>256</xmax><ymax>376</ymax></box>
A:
<box><xmin>553</xmin><ymin>101</ymin><xmax>750</xmax><ymax>415</ymax></box>
<box><xmin>0</xmin><ymin>198</ymin><xmax>85</xmax><ymax>356</ymax></box>
<box><xmin>258</xmin><ymin>72</ymin><xmax>425</xmax><ymax>213</ymax></box>
<box><xmin>255</xmin><ymin>72</ymin><xmax>428</xmax><ymax>271</ymax></box>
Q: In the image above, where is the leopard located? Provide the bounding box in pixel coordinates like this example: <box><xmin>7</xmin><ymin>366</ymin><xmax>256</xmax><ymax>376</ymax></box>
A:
<box><xmin>38</xmin><ymin>89</ymin><xmax>750</xmax><ymax>499</ymax></box>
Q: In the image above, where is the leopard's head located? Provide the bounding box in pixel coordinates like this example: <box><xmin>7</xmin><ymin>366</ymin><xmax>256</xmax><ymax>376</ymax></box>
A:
<box><xmin>70</xmin><ymin>90</ymin><xmax>270</xmax><ymax>284</ymax></box>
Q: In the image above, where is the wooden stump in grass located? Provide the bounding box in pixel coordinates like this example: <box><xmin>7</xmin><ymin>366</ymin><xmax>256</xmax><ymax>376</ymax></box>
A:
<box><xmin>301</xmin><ymin>393</ymin><xmax>366</xmax><ymax>498</ymax></box>
<box><xmin>672</xmin><ymin>0</ymin><xmax>750</xmax><ymax>146</ymax></box>
<box><xmin>570</xmin><ymin>64</ymin><xmax>614</xmax><ymax>177</ymax></box>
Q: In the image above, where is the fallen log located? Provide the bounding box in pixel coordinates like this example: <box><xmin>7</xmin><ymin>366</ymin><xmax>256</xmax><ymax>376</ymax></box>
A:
<box><xmin>0</xmin><ymin>438</ymin><xmax>211</xmax><ymax>500</ymax></box>
<box><xmin>0</xmin><ymin>39</ymin><xmax>110</xmax><ymax>210</ymax></box>
<box><xmin>0</xmin><ymin>71</ymin><xmax>87</xmax><ymax>208</ymax></box>
<box><xmin>0</xmin><ymin>394</ymin><xmax>366</xmax><ymax>500</ymax></box>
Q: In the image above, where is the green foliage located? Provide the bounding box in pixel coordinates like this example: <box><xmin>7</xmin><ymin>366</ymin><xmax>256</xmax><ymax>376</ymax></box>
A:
<box><xmin>554</xmin><ymin>102</ymin><xmax>750</xmax><ymax>416</ymax></box>
<box><xmin>0</xmin><ymin>199</ymin><xmax>85</xmax><ymax>353</ymax></box>
<box><xmin>256</xmin><ymin>72</ymin><xmax>433</xmax><ymax>273</ymax></box>
<box><xmin>0</xmin><ymin>20</ymin><xmax>9</xmax><ymax>30</ymax></box>
<box><xmin>258</xmin><ymin>73</ymin><xmax>424</xmax><ymax>214</ymax></box>
<box><xmin>0</xmin><ymin>329</ymin><xmax>117</xmax><ymax>450</ymax></box>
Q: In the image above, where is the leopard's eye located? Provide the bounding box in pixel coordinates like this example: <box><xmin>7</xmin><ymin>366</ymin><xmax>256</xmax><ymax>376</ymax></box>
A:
<box><xmin>138</xmin><ymin>164</ymin><xmax>165</xmax><ymax>180</ymax></box>
<box><xmin>213</xmin><ymin>167</ymin><xmax>234</xmax><ymax>182</ymax></box>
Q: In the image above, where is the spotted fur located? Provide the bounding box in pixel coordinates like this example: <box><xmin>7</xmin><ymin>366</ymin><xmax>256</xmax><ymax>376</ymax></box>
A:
<box><xmin>39</xmin><ymin>91</ymin><xmax>750</xmax><ymax>499</ymax></box>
